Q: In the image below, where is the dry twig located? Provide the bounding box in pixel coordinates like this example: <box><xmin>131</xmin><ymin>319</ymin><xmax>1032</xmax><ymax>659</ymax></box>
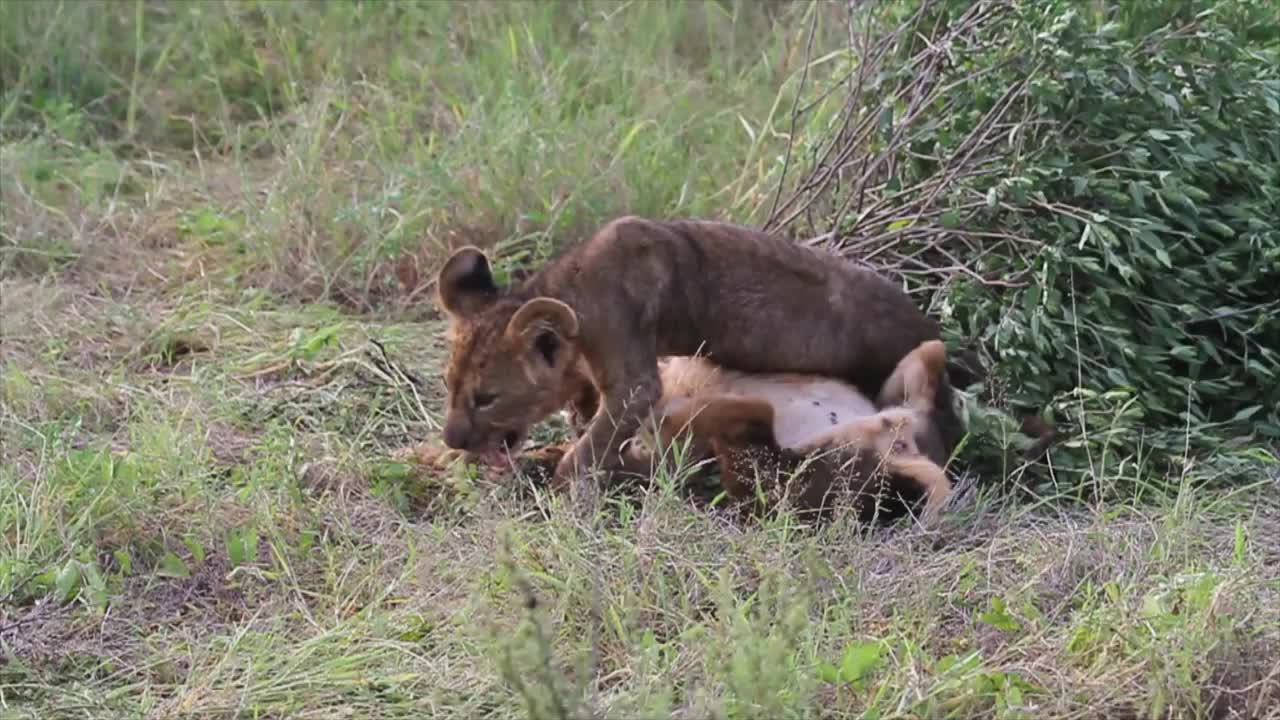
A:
<box><xmin>763</xmin><ymin>0</ymin><xmax>1045</xmax><ymax>291</ymax></box>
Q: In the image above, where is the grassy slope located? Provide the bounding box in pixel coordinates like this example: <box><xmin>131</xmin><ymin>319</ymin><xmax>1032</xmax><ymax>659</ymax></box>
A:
<box><xmin>2</xmin><ymin>2</ymin><xmax>1278</xmax><ymax>718</ymax></box>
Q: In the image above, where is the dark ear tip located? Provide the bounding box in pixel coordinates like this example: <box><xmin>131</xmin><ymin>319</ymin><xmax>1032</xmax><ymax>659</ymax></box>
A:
<box><xmin>438</xmin><ymin>246</ymin><xmax>499</xmax><ymax>315</ymax></box>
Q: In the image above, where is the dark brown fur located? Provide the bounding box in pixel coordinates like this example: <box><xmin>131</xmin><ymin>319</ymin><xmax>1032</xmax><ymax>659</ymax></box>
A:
<box><xmin>436</xmin><ymin>216</ymin><xmax>961</xmax><ymax>487</ymax></box>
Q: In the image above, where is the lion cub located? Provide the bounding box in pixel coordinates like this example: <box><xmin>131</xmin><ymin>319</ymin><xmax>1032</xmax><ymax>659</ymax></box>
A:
<box><xmin>639</xmin><ymin>339</ymin><xmax>954</xmax><ymax>524</ymax></box>
<box><xmin>435</xmin><ymin>216</ymin><xmax>960</xmax><ymax>488</ymax></box>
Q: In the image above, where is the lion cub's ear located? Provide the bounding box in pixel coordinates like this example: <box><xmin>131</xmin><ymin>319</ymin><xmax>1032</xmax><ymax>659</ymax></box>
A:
<box><xmin>437</xmin><ymin>246</ymin><xmax>498</xmax><ymax>317</ymax></box>
<box><xmin>877</xmin><ymin>339</ymin><xmax>947</xmax><ymax>412</ymax></box>
<box><xmin>506</xmin><ymin>297</ymin><xmax>580</xmax><ymax>368</ymax></box>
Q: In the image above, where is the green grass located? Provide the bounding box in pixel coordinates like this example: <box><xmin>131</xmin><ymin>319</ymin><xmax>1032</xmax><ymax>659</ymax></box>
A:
<box><xmin>2</xmin><ymin>2</ymin><xmax>1279</xmax><ymax>718</ymax></box>
<box><xmin>2</xmin><ymin>0</ymin><xmax>848</xmax><ymax>307</ymax></box>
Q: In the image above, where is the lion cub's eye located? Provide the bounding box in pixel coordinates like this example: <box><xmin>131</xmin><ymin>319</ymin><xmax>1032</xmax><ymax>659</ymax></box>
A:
<box><xmin>473</xmin><ymin>392</ymin><xmax>497</xmax><ymax>409</ymax></box>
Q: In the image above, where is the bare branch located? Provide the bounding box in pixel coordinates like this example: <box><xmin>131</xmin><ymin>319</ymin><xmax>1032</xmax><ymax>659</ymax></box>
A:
<box><xmin>764</xmin><ymin>5</ymin><xmax>820</xmax><ymax>229</ymax></box>
<box><xmin>762</xmin><ymin>0</ymin><xmax>1046</xmax><ymax>289</ymax></box>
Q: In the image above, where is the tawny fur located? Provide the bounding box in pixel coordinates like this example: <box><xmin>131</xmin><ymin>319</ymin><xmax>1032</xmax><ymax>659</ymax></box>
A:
<box><xmin>649</xmin><ymin>339</ymin><xmax>951</xmax><ymax>465</ymax></box>
<box><xmin>642</xmin><ymin>339</ymin><xmax>954</xmax><ymax>525</ymax></box>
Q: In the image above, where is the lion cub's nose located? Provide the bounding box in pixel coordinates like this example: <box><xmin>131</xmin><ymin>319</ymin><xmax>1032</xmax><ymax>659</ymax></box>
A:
<box><xmin>442</xmin><ymin>417</ymin><xmax>471</xmax><ymax>450</ymax></box>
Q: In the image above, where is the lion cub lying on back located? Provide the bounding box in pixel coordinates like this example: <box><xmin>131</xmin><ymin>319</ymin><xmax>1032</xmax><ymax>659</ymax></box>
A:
<box><xmin>435</xmin><ymin>216</ymin><xmax>962</xmax><ymax>489</ymax></box>
<box><xmin>631</xmin><ymin>339</ymin><xmax>954</xmax><ymax>524</ymax></box>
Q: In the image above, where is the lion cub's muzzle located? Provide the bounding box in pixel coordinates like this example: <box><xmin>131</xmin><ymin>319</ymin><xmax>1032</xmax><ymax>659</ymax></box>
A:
<box><xmin>442</xmin><ymin>417</ymin><xmax>473</xmax><ymax>451</ymax></box>
<box><xmin>442</xmin><ymin>414</ymin><xmax>523</xmax><ymax>460</ymax></box>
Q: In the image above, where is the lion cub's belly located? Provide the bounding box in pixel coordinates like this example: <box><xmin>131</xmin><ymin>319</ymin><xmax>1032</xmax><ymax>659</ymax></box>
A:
<box><xmin>657</xmin><ymin>356</ymin><xmax>877</xmax><ymax>449</ymax></box>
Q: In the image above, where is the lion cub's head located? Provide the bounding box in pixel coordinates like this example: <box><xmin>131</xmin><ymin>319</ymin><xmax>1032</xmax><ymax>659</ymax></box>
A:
<box><xmin>434</xmin><ymin>246</ymin><xmax>583</xmax><ymax>465</ymax></box>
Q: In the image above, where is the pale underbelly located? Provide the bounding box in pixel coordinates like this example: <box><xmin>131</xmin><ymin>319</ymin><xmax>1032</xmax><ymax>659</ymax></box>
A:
<box><xmin>656</xmin><ymin>356</ymin><xmax>877</xmax><ymax>450</ymax></box>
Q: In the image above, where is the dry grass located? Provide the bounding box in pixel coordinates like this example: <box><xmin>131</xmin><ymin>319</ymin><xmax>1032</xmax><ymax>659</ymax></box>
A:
<box><xmin>3</xmin><ymin>2</ymin><xmax>1279</xmax><ymax>719</ymax></box>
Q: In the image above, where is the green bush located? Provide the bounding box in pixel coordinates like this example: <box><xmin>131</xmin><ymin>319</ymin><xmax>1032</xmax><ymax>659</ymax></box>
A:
<box><xmin>786</xmin><ymin>0</ymin><xmax>1280</xmax><ymax>488</ymax></box>
<box><xmin>962</xmin><ymin>3</ymin><xmax>1279</xmax><ymax>455</ymax></box>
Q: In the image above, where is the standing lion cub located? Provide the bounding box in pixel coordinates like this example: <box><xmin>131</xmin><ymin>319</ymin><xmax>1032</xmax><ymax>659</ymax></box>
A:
<box><xmin>435</xmin><ymin>216</ymin><xmax>961</xmax><ymax>488</ymax></box>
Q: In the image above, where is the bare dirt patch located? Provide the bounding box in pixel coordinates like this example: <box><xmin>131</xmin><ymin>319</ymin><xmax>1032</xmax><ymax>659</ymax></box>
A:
<box><xmin>1</xmin><ymin>550</ymin><xmax>273</xmax><ymax>678</ymax></box>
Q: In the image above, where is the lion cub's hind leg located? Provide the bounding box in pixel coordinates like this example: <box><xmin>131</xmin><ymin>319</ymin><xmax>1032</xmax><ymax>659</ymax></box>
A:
<box><xmin>653</xmin><ymin>394</ymin><xmax>778</xmax><ymax>501</ymax></box>
<box><xmin>669</xmin><ymin>396</ymin><xmax>843</xmax><ymax>519</ymax></box>
<box><xmin>792</xmin><ymin>414</ymin><xmax>953</xmax><ymax>527</ymax></box>
<box><xmin>655</xmin><ymin>394</ymin><xmax>775</xmax><ymax>451</ymax></box>
<box><xmin>879</xmin><ymin>455</ymin><xmax>952</xmax><ymax>527</ymax></box>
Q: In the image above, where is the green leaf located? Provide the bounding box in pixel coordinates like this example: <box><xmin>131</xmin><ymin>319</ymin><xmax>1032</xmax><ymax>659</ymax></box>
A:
<box><xmin>1129</xmin><ymin>182</ymin><xmax>1146</xmax><ymax>210</ymax></box>
<box><xmin>1005</xmin><ymin>682</ymin><xmax>1025</xmax><ymax>707</ymax></box>
<box><xmin>1232</xmin><ymin>405</ymin><xmax>1262</xmax><ymax>422</ymax></box>
<box><xmin>184</xmin><ymin>536</ymin><xmax>206</xmax><ymax>566</ymax></box>
<box><xmin>978</xmin><ymin>597</ymin><xmax>1020</xmax><ymax>632</ymax></box>
<box><xmin>55</xmin><ymin>561</ymin><xmax>82</xmax><ymax>603</ymax></box>
<box><xmin>1205</xmin><ymin>219</ymin><xmax>1235</xmax><ymax>238</ymax></box>
<box><xmin>1234</xmin><ymin>520</ymin><xmax>1248</xmax><ymax>566</ymax></box>
<box><xmin>156</xmin><ymin>552</ymin><xmax>190</xmax><ymax>579</ymax></box>
<box><xmin>1021</xmin><ymin>286</ymin><xmax>1041</xmax><ymax>317</ymax></box>
<box><xmin>838</xmin><ymin>641</ymin><xmax>886</xmax><ymax>684</ymax></box>
<box><xmin>227</xmin><ymin>527</ymin><xmax>259</xmax><ymax>568</ymax></box>
<box><xmin>305</xmin><ymin>325</ymin><xmax>342</xmax><ymax>356</ymax></box>
<box><xmin>113</xmin><ymin>549</ymin><xmax>133</xmax><ymax>575</ymax></box>
<box><xmin>1092</xmin><ymin>222</ymin><xmax>1118</xmax><ymax>246</ymax></box>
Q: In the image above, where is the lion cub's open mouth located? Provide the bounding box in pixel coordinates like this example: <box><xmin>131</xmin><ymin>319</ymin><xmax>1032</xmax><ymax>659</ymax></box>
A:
<box><xmin>476</xmin><ymin>431</ymin><xmax>523</xmax><ymax>468</ymax></box>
